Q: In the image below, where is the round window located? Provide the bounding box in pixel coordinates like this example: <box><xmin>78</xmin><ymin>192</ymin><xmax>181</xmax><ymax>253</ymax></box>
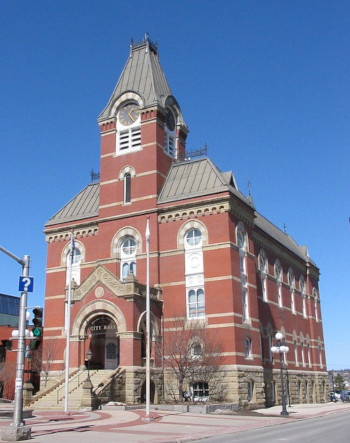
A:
<box><xmin>186</xmin><ymin>229</ymin><xmax>202</xmax><ymax>246</ymax></box>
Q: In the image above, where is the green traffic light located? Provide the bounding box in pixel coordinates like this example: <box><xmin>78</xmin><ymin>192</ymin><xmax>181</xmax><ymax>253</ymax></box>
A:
<box><xmin>32</xmin><ymin>327</ymin><xmax>42</xmax><ymax>337</ymax></box>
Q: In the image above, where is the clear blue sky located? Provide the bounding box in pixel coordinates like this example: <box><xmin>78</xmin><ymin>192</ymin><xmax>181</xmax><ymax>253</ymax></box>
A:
<box><xmin>1</xmin><ymin>1</ymin><xmax>349</xmax><ymax>370</ymax></box>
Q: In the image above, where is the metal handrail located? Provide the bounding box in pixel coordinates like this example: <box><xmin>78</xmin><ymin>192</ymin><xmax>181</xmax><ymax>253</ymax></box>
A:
<box><xmin>56</xmin><ymin>369</ymin><xmax>87</xmax><ymax>403</ymax></box>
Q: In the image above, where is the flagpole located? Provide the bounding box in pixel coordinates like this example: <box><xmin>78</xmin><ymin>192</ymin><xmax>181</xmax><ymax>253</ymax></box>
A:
<box><xmin>64</xmin><ymin>231</ymin><xmax>75</xmax><ymax>413</ymax></box>
<box><xmin>145</xmin><ymin>217</ymin><xmax>150</xmax><ymax>417</ymax></box>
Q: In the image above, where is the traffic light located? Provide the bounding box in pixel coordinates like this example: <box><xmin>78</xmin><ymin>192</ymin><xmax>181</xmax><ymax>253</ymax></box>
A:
<box><xmin>31</xmin><ymin>307</ymin><xmax>43</xmax><ymax>339</ymax></box>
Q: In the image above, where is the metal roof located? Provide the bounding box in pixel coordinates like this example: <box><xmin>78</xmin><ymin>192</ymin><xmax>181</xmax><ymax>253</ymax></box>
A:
<box><xmin>255</xmin><ymin>212</ymin><xmax>313</xmax><ymax>264</ymax></box>
<box><xmin>45</xmin><ymin>183</ymin><xmax>99</xmax><ymax>227</ymax></box>
<box><xmin>99</xmin><ymin>37</ymin><xmax>173</xmax><ymax>121</ymax></box>
<box><xmin>157</xmin><ymin>157</ymin><xmax>250</xmax><ymax>206</ymax></box>
<box><xmin>45</xmin><ymin>161</ymin><xmax>313</xmax><ymax>264</ymax></box>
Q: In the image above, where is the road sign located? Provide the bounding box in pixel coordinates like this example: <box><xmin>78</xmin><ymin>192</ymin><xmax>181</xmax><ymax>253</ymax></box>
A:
<box><xmin>18</xmin><ymin>276</ymin><xmax>34</xmax><ymax>293</ymax></box>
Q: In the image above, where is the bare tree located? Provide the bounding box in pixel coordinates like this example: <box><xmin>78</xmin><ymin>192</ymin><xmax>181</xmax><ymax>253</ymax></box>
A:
<box><xmin>162</xmin><ymin>317</ymin><xmax>226</xmax><ymax>403</ymax></box>
<box><xmin>0</xmin><ymin>361</ymin><xmax>16</xmax><ymax>399</ymax></box>
<box><xmin>31</xmin><ymin>339</ymin><xmax>58</xmax><ymax>387</ymax></box>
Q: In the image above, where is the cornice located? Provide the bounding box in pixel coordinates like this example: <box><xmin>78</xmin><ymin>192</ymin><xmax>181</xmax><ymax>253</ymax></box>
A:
<box><xmin>45</xmin><ymin>223</ymin><xmax>98</xmax><ymax>243</ymax></box>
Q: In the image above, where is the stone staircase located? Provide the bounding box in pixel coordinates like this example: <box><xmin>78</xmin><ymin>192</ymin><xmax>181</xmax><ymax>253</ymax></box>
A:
<box><xmin>29</xmin><ymin>369</ymin><xmax>117</xmax><ymax>410</ymax></box>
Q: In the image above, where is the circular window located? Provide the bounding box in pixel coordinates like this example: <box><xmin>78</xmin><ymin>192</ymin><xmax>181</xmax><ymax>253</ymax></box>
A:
<box><xmin>68</xmin><ymin>248</ymin><xmax>81</xmax><ymax>264</ymax></box>
<box><xmin>186</xmin><ymin>229</ymin><xmax>202</xmax><ymax>247</ymax></box>
<box><xmin>122</xmin><ymin>237</ymin><xmax>136</xmax><ymax>255</ymax></box>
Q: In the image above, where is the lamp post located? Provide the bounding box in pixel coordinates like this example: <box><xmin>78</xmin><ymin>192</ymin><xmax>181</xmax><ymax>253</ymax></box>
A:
<box><xmin>86</xmin><ymin>349</ymin><xmax>92</xmax><ymax>381</ymax></box>
<box><xmin>271</xmin><ymin>331</ymin><xmax>289</xmax><ymax>416</ymax></box>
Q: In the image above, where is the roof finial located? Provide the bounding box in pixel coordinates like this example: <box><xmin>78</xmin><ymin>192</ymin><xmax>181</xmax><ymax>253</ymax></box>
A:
<box><xmin>247</xmin><ymin>180</ymin><xmax>254</xmax><ymax>204</ymax></box>
<box><xmin>284</xmin><ymin>223</ymin><xmax>287</xmax><ymax>234</ymax></box>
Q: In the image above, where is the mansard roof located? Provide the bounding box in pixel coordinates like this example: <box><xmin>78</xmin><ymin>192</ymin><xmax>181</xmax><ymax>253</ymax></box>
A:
<box><xmin>99</xmin><ymin>36</ymin><xmax>177</xmax><ymax>121</ymax></box>
<box><xmin>157</xmin><ymin>157</ymin><xmax>249</xmax><ymax>206</ymax></box>
<box><xmin>45</xmin><ymin>160</ymin><xmax>312</xmax><ymax>265</ymax></box>
<box><xmin>45</xmin><ymin>182</ymin><xmax>99</xmax><ymax>227</ymax></box>
<box><xmin>255</xmin><ymin>212</ymin><xmax>314</xmax><ymax>264</ymax></box>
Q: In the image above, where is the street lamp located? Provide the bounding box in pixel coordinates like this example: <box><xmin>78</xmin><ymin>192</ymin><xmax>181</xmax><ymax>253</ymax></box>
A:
<box><xmin>271</xmin><ymin>331</ymin><xmax>289</xmax><ymax>416</ymax></box>
<box><xmin>86</xmin><ymin>349</ymin><xmax>92</xmax><ymax>380</ymax></box>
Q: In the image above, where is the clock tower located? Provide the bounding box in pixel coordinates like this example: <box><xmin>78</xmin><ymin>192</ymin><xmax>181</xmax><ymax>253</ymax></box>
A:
<box><xmin>97</xmin><ymin>35</ymin><xmax>188</xmax><ymax>220</ymax></box>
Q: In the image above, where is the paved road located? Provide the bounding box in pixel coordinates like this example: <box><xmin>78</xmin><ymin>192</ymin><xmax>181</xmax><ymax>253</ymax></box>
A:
<box><xmin>200</xmin><ymin>410</ymin><xmax>350</xmax><ymax>442</ymax></box>
<box><xmin>1</xmin><ymin>402</ymin><xmax>350</xmax><ymax>442</ymax></box>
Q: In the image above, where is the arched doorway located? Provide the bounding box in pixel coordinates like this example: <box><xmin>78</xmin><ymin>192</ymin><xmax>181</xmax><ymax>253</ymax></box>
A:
<box><xmin>87</xmin><ymin>316</ymin><xmax>119</xmax><ymax>370</ymax></box>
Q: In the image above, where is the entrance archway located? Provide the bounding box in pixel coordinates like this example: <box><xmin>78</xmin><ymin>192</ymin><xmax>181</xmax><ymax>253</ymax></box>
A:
<box><xmin>87</xmin><ymin>316</ymin><xmax>119</xmax><ymax>370</ymax></box>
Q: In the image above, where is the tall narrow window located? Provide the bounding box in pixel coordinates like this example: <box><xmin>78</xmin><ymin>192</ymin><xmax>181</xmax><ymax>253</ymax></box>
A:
<box><xmin>124</xmin><ymin>173</ymin><xmax>131</xmax><ymax>204</ymax></box>
<box><xmin>237</xmin><ymin>223</ymin><xmax>249</xmax><ymax>321</ymax></box>
<box><xmin>288</xmin><ymin>268</ymin><xmax>295</xmax><ymax>314</ymax></box>
<box><xmin>301</xmin><ymin>342</ymin><xmax>305</xmax><ymax>366</ymax></box>
<box><xmin>294</xmin><ymin>340</ymin><xmax>299</xmax><ymax>366</ymax></box>
<box><xmin>188</xmin><ymin>288</ymin><xmax>205</xmax><ymax>318</ymax></box>
<box><xmin>300</xmin><ymin>276</ymin><xmax>307</xmax><ymax>318</ymax></box>
<box><xmin>268</xmin><ymin>334</ymin><xmax>273</xmax><ymax>363</ymax></box>
<box><xmin>307</xmin><ymin>344</ymin><xmax>311</xmax><ymax>367</ymax></box>
<box><xmin>259</xmin><ymin>250</ymin><xmax>268</xmax><ymax>302</ymax></box>
<box><xmin>274</xmin><ymin>259</ymin><xmax>283</xmax><ymax>308</ymax></box>
<box><xmin>244</xmin><ymin>337</ymin><xmax>252</xmax><ymax>359</ymax></box>
<box><xmin>184</xmin><ymin>226</ymin><xmax>205</xmax><ymax>319</ymax></box>
<box><xmin>313</xmin><ymin>288</ymin><xmax>319</xmax><ymax>322</ymax></box>
<box><xmin>66</xmin><ymin>247</ymin><xmax>82</xmax><ymax>286</ymax></box>
<box><xmin>319</xmin><ymin>346</ymin><xmax>323</xmax><ymax>368</ymax></box>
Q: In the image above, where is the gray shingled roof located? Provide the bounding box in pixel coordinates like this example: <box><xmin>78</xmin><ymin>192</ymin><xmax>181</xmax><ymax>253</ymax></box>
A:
<box><xmin>99</xmin><ymin>39</ymin><xmax>172</xmax><ymax>121</ymax></box>
<box><xmin>45</xmin><ymin>183</ymin><xmax>99</xmax><ymax>227</ymax></box>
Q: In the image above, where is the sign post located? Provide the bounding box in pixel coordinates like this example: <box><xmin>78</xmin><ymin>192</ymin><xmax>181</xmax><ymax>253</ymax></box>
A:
<box><xmin>0</xmin><ymin>246</ymin><xmax>32</xmax><ymax>441</ymax></box>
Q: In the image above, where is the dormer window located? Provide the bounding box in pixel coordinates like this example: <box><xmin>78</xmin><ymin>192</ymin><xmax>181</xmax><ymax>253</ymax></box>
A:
<box><xmin>117</xmin><ymin>102</ymin><xmax>141</xmax><ymax>154</ymax></box>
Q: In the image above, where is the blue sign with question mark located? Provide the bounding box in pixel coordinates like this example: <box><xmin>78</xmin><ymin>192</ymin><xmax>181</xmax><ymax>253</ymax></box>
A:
<box><xmin>18</xmin><ymin>276</ymin><xmax>34</xmax><ymax>293</ymax></box>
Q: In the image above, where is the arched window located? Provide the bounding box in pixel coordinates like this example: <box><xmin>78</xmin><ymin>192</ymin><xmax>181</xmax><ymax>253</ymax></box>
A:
<box><xmin>186</xmin><ymin>228</ymin><xmax>202</xmax><ymax>247</ymax></box>
<box><xmin>301</xmin><ymin>341</ymin><xmax>305</xmax><ymax>366</ymax></box>
<box><xmin>184</xmin><ymin>224</ymin><xmax>205</xmax><ymax>319</ymax></box>
<box><xmin>124</xmin><ymin>173</ymin><xmax>131</xmax><ymax>204</ymax></box>
<box><xmin>188</xmin><ymin>289</ymin><xmax>205</xmax><ymax>319</ymax></box>
<box><xmin>237</xmin><ymin>223</ymin><xmax>247</xmax><ymax>275</ymax></box>
<box><xmin>313</xmin><ymin>288</ymin><xmax>319</xmax><ymax>322</ymax></box>
<box><xmin>288</xmin><ymin>268</ymin><xmax>295</xmax><ymax>314</ymax></box>
<box><xmin>66</xmin><ymin>247</ymin><xmax>82</xmax><ymax>286</ymax></box>
<box><xmin>120</xmin><ymin>236</ymin><xmax>137</xmax><ymax>280</ymax></box>
<box><xmin>191</xmin><ymin>343</ymin><xmax>203</xmax><ymax>358</ymax></box>
<box><xmin>259</xmin><ymin>250</ymin><xmax>268</xmax><ymax>302</ymax></box>
<box><xmin>300</xmin><ymin>276</ymin><xmax>307</xmax><ymax>318</ymax></box>
<box><xmin>244</xmin><ymin>337</ymin><xmax>252</xmax><ymax>359</ymax></box>
<box><xmin>274</xmin><ymin>259</ymin><xmax>283</xmax><ymax>308</ymax></box>
<box><xmin>294</xmin><ymin>340</ymin><xmax>299</xmax><ymax>366</ymax></box>
<box><xmin>319</xmin><ymin>345</ymin><xmax>323</xmax><ymax>368</ymax></box>
<box><xmin>237</xmin><ymin>223</ymin><xmax>249</xmax><ymax>321</ymax></box>
<box><xmin>268</xmin><ymin>334</ymin><xmax>273</xmax><ymax>363</ymax></box>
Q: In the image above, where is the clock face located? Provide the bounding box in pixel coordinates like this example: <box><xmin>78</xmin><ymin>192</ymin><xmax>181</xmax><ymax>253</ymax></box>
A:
<box><xmin>165</xmin><ymin>108</ymin><xmax>175</xmax><ymax>131</ymax></box>
<box><xmin>119</xmin><ymin>103</ymin><xmax>140</xmax><ymax>126</ymax></box>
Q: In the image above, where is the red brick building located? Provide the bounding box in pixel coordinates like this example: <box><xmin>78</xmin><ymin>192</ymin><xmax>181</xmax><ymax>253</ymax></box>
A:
<box><xmin>42</xmin><ymin>36</ymin><xmax>327</xmax><ymax>407</ymax></box>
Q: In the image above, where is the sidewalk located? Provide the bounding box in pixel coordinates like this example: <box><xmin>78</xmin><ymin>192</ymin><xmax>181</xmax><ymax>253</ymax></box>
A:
<box><xmin>1</xmin><ymin>402</ymin><xmax>350</xmax><ymax>442</ymax></box>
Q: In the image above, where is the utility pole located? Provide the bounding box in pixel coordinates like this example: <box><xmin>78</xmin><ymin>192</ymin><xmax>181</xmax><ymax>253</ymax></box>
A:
<box><xmin>0</xmin><ymin>246</ymin><xmax>32</xmax><ymax>441</ymax></box>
